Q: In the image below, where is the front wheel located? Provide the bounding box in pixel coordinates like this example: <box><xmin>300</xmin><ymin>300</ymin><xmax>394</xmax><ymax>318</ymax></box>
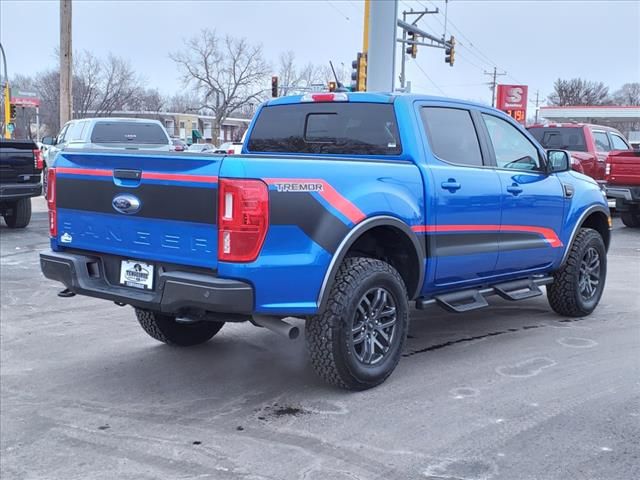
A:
<box><xmin>306</xmin><ymin>257</ymin><xmax>409</xmax><ymax>390</ymax></box>
<box><xmin>135</xmin><ymin>308</ymin><xmax>224</xmax><ymax>346</ymax></box>
<box><xmin>547</xmin><ymin>228</ymin><xmax>607</xmax><ymax>317</ymax></box>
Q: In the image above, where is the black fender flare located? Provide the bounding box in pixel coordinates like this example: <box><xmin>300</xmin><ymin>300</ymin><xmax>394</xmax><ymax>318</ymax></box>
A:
<box><xmin>316</xmin><ymin>215</ymin><xmax>425</xmax><ymax>311</ymax></box>
<box><xmin>560</xmin><ymin>205</ymin><xmax>611</xmax><ymax>266</ymax></box>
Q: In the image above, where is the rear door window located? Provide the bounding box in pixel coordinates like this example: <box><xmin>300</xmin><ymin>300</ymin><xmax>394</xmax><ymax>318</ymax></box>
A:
<box><xmin>247</xmin><ymin>103</ymin><xmax>401</xmax><ymax>155</ymax></box>
<box><xmin>609</xmin><ymin>133</ymin><xmax>630</xmax><ymax>150</ymax></box>
<box><xmin>593</xmin><ymin>131</ymin><xmax>611</xmax><ymax>152</ymax></box>
<box><xmin>528</xmin><ymin>127</ymin><xmax>587</xmax><ymax>152</ymax></box>
<box><xmin>420</xmin><ymin>107</ymin><xmax>483</xmax><ymax>167</ymax></box>
<box><xmin>90</xmin><ymin>122</ymin><xmax>169</xmax><ymax>144</ymax></box>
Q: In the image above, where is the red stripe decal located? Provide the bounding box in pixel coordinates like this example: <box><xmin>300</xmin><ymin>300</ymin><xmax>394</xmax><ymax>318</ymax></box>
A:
<box><xmin>55</xmin><ymin>167</ymin><xmax>112</xmax><ymax>177</ymax></box>
<box><xmin>411</xmin><ymin>224</ymin><xmax>562</xmax><ymax>248</ymax></box>
<box><xmin>265</xmin><ymin>178</ymin><xmax>365</xmax><ymax>224</ymax></box>
<box><xmin>141</xmin><ymin>172</ymin><xmax>218</xmax><ymax>183</ymax></box>
<box><xmin>54</xmin><ymin>167</ymin><xmax>217</xmax><ymax>183</ymax></box>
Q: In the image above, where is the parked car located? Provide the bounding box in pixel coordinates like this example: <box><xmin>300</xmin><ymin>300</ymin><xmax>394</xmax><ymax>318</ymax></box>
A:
<box><xmin>605</xmin><ymin>149</ymin><xmax>640</xmax><ymax>227</ymax></box>
<box><xmin>42</xmin><ymin>118</ymin><xmax>172</xmax><ymax>168</ymax></box>
<box><xmin>186</xmin><ymin>143</ymin><xmax>215</xmax><ymax>153</ymax></box>
<box><xmin>0</xmin><ymin>139</ymin><xmax>43</xmax><ymax>228</ymax></box>
<box><xmin>170</xmin><ymin>138</ymin><xmax>187</xmax><ymax>152</ymax></box>
<box><xmin>527</xmin><ymin>123</ymin><xmax>631</xmax><ymax>183</ymax></box>
<box><xmin>41</xmin><ymin>92</ymin><xmax>611</xmax><ymax>390</ymax></box>
<box><xmin>214</xmin><ymin>141</ymin><xmax>243</xmax><ymax>154</ymax></box>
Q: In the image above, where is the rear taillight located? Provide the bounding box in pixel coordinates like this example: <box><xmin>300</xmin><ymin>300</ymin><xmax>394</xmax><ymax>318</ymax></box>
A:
<box><xmin>47</xmin><ymin>168</ymin><xmax>57</xmax><ymax>237</ymax></box>
<box><xmin>33</xmin><ymin>149</ymin><xmax>44</xmax><ymax>170</ymax></box>
<box><xmin>605</xmin><ymin>163</ymin><xmax>611</xmax><ymax>176</ymax></box>
<box><xmin>218</xmin><ymin>178</ymin><xmax>269</xmax><ymax>262</ymax></box>
<box><xmin>227</xmin><ymin>149</ymin><xmax>234</xmax><ymax>154</ymax></box>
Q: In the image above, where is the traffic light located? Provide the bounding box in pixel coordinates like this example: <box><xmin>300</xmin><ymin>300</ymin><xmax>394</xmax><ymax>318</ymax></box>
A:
<box><xmin>271</xmin><ymin>76</ymin><xmax>278</xmax><ymax>97</ymax></box>
<box><xmin>350</xmin><ymin>53</ymin><xmax>367</xmax><ymax>92</ymax></box>
<box><xmin>406</xmin><ymin>32</ymin><xmax>418</xmax><ymax>59</ymax></box>
<box><xmin>9</xmin><ymin>103</ymin><xmax>16</xmax><ymax>120</ymax></box>
<box><xmin>445</xmin><ymin>36</ymin><xmax>456</xmax><ymax>66</ymax></box>
<box><xmin>328</xmin><ymin>81</ymin><xmax>337</xmax><ymax>92</ymax></box>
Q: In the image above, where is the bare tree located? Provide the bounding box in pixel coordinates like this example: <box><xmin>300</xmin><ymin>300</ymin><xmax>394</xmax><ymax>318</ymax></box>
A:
<box><xmin>548</xmin><ymin>78</ymin><xmax>611</xmax><ymax>106</ymax></box>
<box><xmin>164</xmin><ymin>92</ymin><xmax>203</xmax><ymax>113</ymax></box>
<box><xmin>613</xmin><ymin>82</ymin><xmax>640</xmax><ymax>106</ymax></box>
<box><xmin>171</xmin><ymin>29</ymin><xmax>268</xmax><ymax>142</ymax></box>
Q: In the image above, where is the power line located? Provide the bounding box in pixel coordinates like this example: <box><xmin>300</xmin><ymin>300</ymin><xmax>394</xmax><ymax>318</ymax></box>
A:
<box><xmin>413</xmin><ymin>59</ymin><xmax>446</xmax><ymax>95</ymax></box>
<box><xmin>324</xmin><ymin>0</ymin><xmax>351</xmax><ymax>21</ymax></box>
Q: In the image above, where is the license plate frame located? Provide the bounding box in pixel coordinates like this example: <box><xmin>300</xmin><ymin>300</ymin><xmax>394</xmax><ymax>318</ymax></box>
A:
<box><xmin>119</xmin><ymin>259</ymin><xmax>155</xmax><ymax>290</ymax></box>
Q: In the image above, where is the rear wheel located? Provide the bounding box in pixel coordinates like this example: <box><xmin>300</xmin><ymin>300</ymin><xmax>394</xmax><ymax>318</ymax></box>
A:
<box><xmin>620</xmin><ymin>211</ymin><xmax>640</xmax><ymax>228</ymax></box>
<box><xmin>306</xmin><ymin>257</ymin><xmax>409</xmax><ymax>390</ymax></box>
<box><xmin>3</xmin><ymin>198</ymin><xmax>32</xmax><ymax>228</ymax></box>
<box><xmin>135</xmin><ymin>308</ymin><xmax>224</xmax><ymax>346</ymax></box>
<box><xmin>547</xmin><ymin>228</ymin><xmax>607</xmax><ymax>317</ymax></box>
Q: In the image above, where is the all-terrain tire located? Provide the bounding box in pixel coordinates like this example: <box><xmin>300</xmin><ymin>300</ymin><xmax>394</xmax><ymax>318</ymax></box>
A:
<box><xmin>620</xmin><ymin>211</ymin><xmax>640</xmax><ymax>228</ymax></box>
<box><xmin>3</xmin><ymin>198</ymin><xmax>32</xmax><ymax>228</ymax></box>
<box><xmin>135</xmin><ymin>308</ymin><xmax>224</xmax><ymax>346</ymax></box>
<box><xmin>305</xmin><ymin>257</ymin><xmax>409</xmax><ymax>390</ymax></box>
<box><xmin>547</xmin><ymin>228</ymin><xmax>607</xmax><ymax>317</ymax></box>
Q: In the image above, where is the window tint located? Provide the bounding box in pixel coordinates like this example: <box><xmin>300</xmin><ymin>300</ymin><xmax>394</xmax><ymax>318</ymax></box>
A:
<box><xmin>593</xmin><ymin>131</ymin><xmax>611</xmax><ymax>152</ymax></box>
<box><xmin>482</xmin><ymin>114</ymin><xmax>541</xmax><ymax>171</ymax></box>
<box><xmin>610</xmin><ymin>133</ymin><xmax>629</xmax><ymax>150</ymax></box>
<box><xmin>90</xmin><ymin>122</ymin><xmax>169</xmax><ymax>144</ymax></box>
<box><xmin>420</xmin><ymin>107</ymin><xmax>483</xmax><ymax>166</ymax></box>
<box><xmin>528</xmin><ymin>127</ymin><xmax>587</xmax><ymax>152</ymax></box>
<box><xmin>247</xmin><ymin>103</ymin><xmax>401</xmax><ymax>155</ymax></box>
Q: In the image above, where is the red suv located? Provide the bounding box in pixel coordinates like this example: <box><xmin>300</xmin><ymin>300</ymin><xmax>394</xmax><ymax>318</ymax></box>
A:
<box><xmin>528</xmin><ymin>123</ymin><xmax>631</xmax><ymax>182</ymax></box>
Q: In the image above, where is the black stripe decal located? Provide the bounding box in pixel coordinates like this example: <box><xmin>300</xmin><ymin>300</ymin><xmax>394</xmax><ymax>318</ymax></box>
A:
<box><xmin>270</xmin><ymin>191</ymin><xmax>349</xmax><ymax>254</ymax></box>
<box><xmin>57</xmin><ymin>177</ymin><xmax>217</xmax><ymax>224</ymax></box>
<box><xmin>431</xmin><ymin>232</ymin><xmax>549</xmax><ymax>257</ymax></box>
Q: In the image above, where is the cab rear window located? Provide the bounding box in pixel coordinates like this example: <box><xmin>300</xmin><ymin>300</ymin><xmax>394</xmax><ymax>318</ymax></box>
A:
<box><xmin>91</xmin><ymin>122</ymin><xmax>168</xmax><ymax>144</ymax></box>
<box><xmin>528</xmin><ymin>127</ymin><xmax>587</xmax><ymax>152</ymax></box>
<box><xmin>247</xmin><ymin>103</ymin><xmax>402</xmax><ymax>155</ymax></box>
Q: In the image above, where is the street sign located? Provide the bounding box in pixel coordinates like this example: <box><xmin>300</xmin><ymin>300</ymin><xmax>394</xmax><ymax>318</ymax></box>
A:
<box><xmin>496</xmin><ymin>85</ymin><xmax>528</xmax><ymax>124</ymax></box>
<box><xmin>10</xmin><ymin>89</ymin><xmax>40</xmax><ymax>108</ymax></box>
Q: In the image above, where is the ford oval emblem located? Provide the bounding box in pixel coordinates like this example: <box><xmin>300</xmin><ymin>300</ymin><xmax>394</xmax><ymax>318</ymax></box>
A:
<box><xmin>112</xmin><ymin>194</ymin><xmax>141</xmax><ymax>215</ymax></box>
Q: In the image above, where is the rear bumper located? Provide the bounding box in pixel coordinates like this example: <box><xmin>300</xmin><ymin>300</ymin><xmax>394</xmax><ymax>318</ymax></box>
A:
<box><xmin>0</xmin><ymin>182</ymin><xmax>42</xmax><ymax>200</ymax></box>
<box><xmin>40</xmin><ymin>250</ymin><xmax>254</xmax><ymax>315</ymax></box>
<box><xmin>606</xmin><ymin>186</ymin><xmax>640</xmax><ymax>205</ymax></box>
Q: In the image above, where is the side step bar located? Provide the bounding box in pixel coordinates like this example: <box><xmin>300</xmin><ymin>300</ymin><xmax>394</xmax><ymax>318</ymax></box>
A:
<box><xmin>416</xmin><ymin>276</ymin><xmax>553</xmax><ymax>313</ymax></box>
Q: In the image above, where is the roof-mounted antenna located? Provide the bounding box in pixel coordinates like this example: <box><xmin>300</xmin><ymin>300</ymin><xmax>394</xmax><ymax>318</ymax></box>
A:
<box><xmin>329</xmin><ymin>61</ymin><xmax>349</xmax><ymax>92</ymax></box>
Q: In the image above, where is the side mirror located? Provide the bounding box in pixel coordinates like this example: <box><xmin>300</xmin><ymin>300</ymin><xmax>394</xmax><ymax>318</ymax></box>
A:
<box><xmin>41</xmin><ymin>136</ymin><xmax>54</xmax><ymax>145</ymax></box>
<box><xmin>547</xmin><ymin>149</ymin><xmax>571</xmax><ymax>173</ymax></box>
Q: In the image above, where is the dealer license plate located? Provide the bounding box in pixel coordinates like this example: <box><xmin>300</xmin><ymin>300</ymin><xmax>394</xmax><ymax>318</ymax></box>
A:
<box><xmin>119</xmin><ymin>260</ymin><xmax>154</xmax><ymax>290</ymax></box>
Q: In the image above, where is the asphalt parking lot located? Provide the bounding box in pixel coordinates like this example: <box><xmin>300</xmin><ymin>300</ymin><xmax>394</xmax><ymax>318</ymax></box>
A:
<box><xmin>1</xmin><ymin>197</ymin><xmax>639</xmax><ymax>480</ymax></box>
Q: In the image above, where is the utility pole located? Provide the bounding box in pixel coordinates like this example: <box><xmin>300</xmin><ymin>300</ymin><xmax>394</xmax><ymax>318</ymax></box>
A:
<box><xmin>0</xmin><ymin>42</ymin><xmax>10</xmax><ymax>139</ymax></box>
<box><xmin>367</xmin><ymin>0</ymin><xmax>398</xmax><ymax>92</ymax></box>
<box><xmin>398</xmin><ymin>7</ymin><xmax>439</xmax><ymax>91</ymax></box>
<box><xmin>484</xmin><ymin>67</ymin><xmax>506</xmax><ymax>107</ymax></box>
<box><xmin>362</xmin><ymin>0</ymin><xmax>370</xmax><ymax>55</ymax></box>
<box><xmin>60</xmin><ymin>0</ymin><xmax>73</xmax><ymax>127</ymax></box>
<box><xmin>532</xmin><ymin>90</ymin><xmax>546</xmax><ymax>123</ymax></box>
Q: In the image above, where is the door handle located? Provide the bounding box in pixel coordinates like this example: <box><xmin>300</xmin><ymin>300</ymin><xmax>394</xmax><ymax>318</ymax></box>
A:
<box><xmin>441</xmin><ymin>179</ymin><xmax>461</xmax><ymax>192</ymax></box>
<box><xmin>506</xmin><ymin>184</ymin><xmax>523</xmax><ymax>195</ymax></box>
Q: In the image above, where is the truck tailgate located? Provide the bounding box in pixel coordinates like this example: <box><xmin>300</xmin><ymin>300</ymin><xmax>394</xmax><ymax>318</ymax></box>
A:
<box><xmin>0</xmin><ymin>139</ymin><xmax>38</xmax><ymax>183</ymax></box>
<box><xmin>52</xmin><ymin>150</ymin><xmax>221</xmax><ymax>269</ymax></box>
<box><xmin>606</xmin><ymin>150</ymin><xmax>640</xmax><ymax>185</ymax></box>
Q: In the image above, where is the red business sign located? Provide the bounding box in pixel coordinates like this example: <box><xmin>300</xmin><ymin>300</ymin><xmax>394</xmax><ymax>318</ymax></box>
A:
<box><xmin>496</xmin><ymin>84</ymin><xmax>528</xmax><ymax>124</ymax></box>
<box><xmin>10</xmin><ymin>89</ymin><xmax>40</xmax><ymax>108</ymax></box>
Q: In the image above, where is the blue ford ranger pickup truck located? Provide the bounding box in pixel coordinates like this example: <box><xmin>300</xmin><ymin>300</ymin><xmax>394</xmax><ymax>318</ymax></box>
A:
<box><xmin>40</xmin><ymin>92</ymin><xmax>611</xmax><ymax>390</ymax></box>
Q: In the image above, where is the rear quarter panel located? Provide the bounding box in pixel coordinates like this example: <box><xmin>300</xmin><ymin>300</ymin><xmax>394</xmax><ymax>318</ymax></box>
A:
<box><xmin>218</xmin><ymin>155</ymin><xmax>424</xmax><ymax>314</ymax></box>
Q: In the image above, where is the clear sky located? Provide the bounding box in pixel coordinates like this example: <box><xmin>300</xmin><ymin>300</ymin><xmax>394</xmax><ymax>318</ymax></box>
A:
<box><xmin>1</xmin><ymin>0</ymin><xmax>639</xmax><ymax>107</ymax></box>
